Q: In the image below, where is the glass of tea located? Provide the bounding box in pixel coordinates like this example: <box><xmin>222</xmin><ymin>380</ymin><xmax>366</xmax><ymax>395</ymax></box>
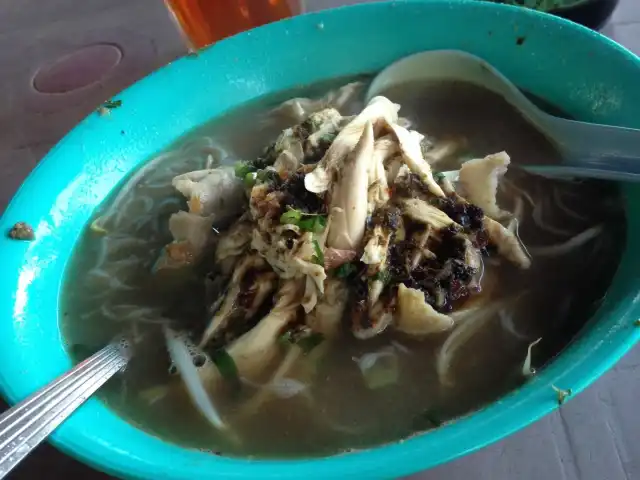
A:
<box><xmin>165</xmin><ymin>0</ymin><xmax>303</xmax><ymax>49</ymax></box>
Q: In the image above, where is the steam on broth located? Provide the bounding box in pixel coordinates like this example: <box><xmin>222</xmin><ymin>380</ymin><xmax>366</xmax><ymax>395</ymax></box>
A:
<box><xmin>62</xmin><ymin>78</ymin><xmax>625</xmax><ymax>457</ymax></box>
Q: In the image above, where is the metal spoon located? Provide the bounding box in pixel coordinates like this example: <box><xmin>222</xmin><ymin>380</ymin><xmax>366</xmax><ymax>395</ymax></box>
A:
<box><xmin>0</xmin><ymin>340</ymin><xmax>130</xmax><ymax>478</ymax></box>
<box><xmin>367</xmin><ymin>50</ymin><xmax>640</xmax><ymax>182</ymax></box>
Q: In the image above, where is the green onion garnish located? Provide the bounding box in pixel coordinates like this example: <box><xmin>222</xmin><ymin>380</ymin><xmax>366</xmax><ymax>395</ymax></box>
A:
<box><xmin>297</xmin><ymin>332</ymin><xmax>324</xmax><ymax>354</ymax></box>
<box><xmin>280</xmin><ymin>209</ymin><xmax>327</xmax><ymax>232</ymax></box>
<box><xmin>211</xmin><ymin>349</ymin><xmax>240</xmax><ymax>388</ymax></box>
<box><xmin>373</xmin><ymin>270</ymin><xmax>391</xmax><ymax>285</ymax></box>
<box><xmin>311</xmin><ymin>239</ymin><xmax>324</xmax><ymax>266</ymax></box>
<box><xmin>280</xmin><ymin>209</ymin><xmax>303</xmax><ymax>225</ymax></box>
<box><xmin>244</xmin><ymin>172</ymin><xmax>257</xmax><ymax>188</ymax></box>
<box><xmin>298</xmin><ymin>215</ymin><xmax>327</xmax><ymax>233</ymax></box>
<box><xmin>335</xmin><ymin>263</ymin><xmax>357</xmax><ymax>278</ymax></box>
<box><xmin>234</xmin><ymin>161</ymin><xmax>257</xmax><ymax>179</ymax></box>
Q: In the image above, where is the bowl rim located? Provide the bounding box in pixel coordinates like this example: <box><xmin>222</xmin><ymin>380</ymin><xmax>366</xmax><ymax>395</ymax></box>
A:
<box><xmin>1</xmin><ymin>1</ymin><xmax>640</xmax><ymax>479</ymax></box>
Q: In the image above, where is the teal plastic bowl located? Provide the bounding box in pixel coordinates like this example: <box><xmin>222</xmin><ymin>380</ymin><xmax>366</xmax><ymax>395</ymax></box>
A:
<box><xmin>1</xmin><ymin>1</ymin><xmax>639</xmax><ymax>479</ymax></box>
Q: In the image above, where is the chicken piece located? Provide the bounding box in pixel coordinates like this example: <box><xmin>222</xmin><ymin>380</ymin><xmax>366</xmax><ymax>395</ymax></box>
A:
<box><xmin>154</xmin><ymin>241</ymin><xmax>198</xmax><ymax>271</ymax></box>
<box><xmin>305</xmin><ymin>96</ymin><xmax>399</xmax><ymax>193</ymax></box>
<box><xmin>458</xmin><ymin>151</ymin><xmax>511</xmax><ymax>220</ymax></box>
<box><xmin>353</xmin><ymin>293</ymin><xmax>395</xmax><ymax>340</ymax></box>
<box><xmin>271</xmin><ymin>128</ymin><xmax>305</xmax><ymax>170</ymax></box>
<box><xmin>484</xmin><ymin>217</ymin><xmax>531</xmax><ymax>269</ymax></box>
<box><xmin>326</xmin><ymin>121</ymin><xmax>375</xmax><ymax>250</ymax></box>
<box><xmin>269</xmin><ymin>108</ymin><xmax>344</xmax><ymax>171</ymax></box>
<box><xmin>385</xmin><ymin>123</ymin><xmax>445</xmax><ymax>198</ymax></box>
<box><xmin>201</xmin><ymin>280</ymin><xmax>305</xmax><ymax>387</ymax></box>
<box><xmin>268</xmin><ymin>82</ymin><xmax>363</xmax><ymax>122</ymax></box>
<box><xmin>465</xmin><ymin>241</ymin><xmax>484</xmax><ymax>292</ymax></box>
<box><xmin>304</xmin><ymin>113</ymin><xmax>344</xmax><ymax>159</ymax></box>
<box><xmin>367</xmin><ymin>136</ymin><xmax>396</xmax><ymax>213</ymax></box>
<box><xmin>423</xmin><ymin>137</ymin><xmax>466</xmax><ymax>167</ymax></box>
<box><xmin>154</xmin><ymin>210</ymin><xmax>215</xmax><ymax>271</ymax></box>
<box><xmin>368</xmin><ymin>279</ymin><xmax>385</xmax><ymax>307</ymax></box>
<box><xmin>306</xmin><ymin>278</ymin><xmax>349</xmax><ymax>337</ymax></box>
<box><xmin>298</xmin><ymin>260</ymin><xmax>327</xmax><ymax>313</ymax></box>
<box><xmin>199</xmin><ymin>255</ymin><xmax>277</xmax><ymax>348</ymax></box>
<box><xmin>409</xmin><ymin>225</ymin><xmax>433</xmax><ymax>270</ymax></box>
<box><xmin>360</xmin><ymin>207</ymin><xmax>399</xmax><ymax>273</ymax></box>
<box><xmin>252</xmin><ymin>229</ymin><xmax>327</xmax><ymax>313</ymax></box>
<box><xmin>168</xmin><ymin>211</ymin><xmax>214</xmax><ymax>252</ymax></box>
<box><xmin>361</xmin><ymin>225</ymin><xmax>392</xmax><ymax>269</ymax></box>
<box><xmin>395</xmin><ymin>284</ymin><xmax>454</xmax><ymax>336</ymax></box>
<box><xmin>172</xmin><ymin>166</ymin><xmax>245</xmax><ymax>220</ymax></box>
<box><xmin>324</xmin><ymin>247</ymin><xmax>357</xmax><ymax>270</ymax></box>
<box><xmin>402</xmin><ymin>198</ymin><xmax>460</xmax><ymax>230</ymax></box>
<box><xmin>214</xmin><ymin>219</ymin><xmax>253</xmax><ymax>274</ymax></box>
<box><xmin>249</xmin><ymin>182</ymin><xmax>286</xmax><ymax>224</ymax></box>
<box><xmin>385</xmin><ymin>155</ymin><xmax>405</xmax><ymax>184</ymax></box>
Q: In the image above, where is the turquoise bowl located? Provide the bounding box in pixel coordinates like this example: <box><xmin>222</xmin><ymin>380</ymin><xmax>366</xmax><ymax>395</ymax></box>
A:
<box><xmin>1</xmin><ymin>1</ymin><xmax>639</xmax><ymax>478</ymax></box>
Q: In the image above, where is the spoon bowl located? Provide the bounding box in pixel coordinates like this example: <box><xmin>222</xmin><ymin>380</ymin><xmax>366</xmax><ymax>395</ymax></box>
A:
<box><xmin>367</xmin><ymin>50</ymin><xmax>640</xmax><ymax>182</ymax></box>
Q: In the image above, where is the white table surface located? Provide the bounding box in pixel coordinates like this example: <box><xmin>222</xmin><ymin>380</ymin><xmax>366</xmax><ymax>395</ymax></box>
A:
<box><xmin>0</xmin><ymin>1</ymin><xmax>639</xmax><ymax>479</ymax></box>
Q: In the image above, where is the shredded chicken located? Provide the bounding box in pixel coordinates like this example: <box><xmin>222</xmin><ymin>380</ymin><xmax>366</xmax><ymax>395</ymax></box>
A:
<box><xmin>385</xmin><ymin>123</ymin><xmax>445</xmax><ymax>198</ymax></box>
<box><xmin>306</xmin><ymin>278</ymin><xmax>349</xmax><ymax>337</ymax></box>
<box><xmin>161</xmin><ymin>86</ymin><xmax>536</xmax><ymax>404</ymax></box>
<box><xmin>402</xmin><ymin>198</ymin><xmax>460</xmax><ymax>230</ymax></box>
<box><xmin>199</xmin><ymin>255</ymin><xmax>277</xmax><ymax>348</ymax></box>
<box><xmin>459</xmin><ymin>152</ymin><xmax>510</xmax><ymax>220</ymax></box>
<box><xmin>172</xmin><ymin>166</ymin><xmax>245</xmax><ymax>220</ymax></box>
<box><xmin>215</xmin><ymin>219</ymin><xmax>253</xmax><ymax>273</ymax></box>
<box><xmin>395</xmin><ymin>284</ymin><xmax>454</xmax><ymax>335</ymax></box>
<box><xmin>326</xmin><ymin>121</ymin><xmax>375</xmax><ymax>250</ymax></box>
<box><xmin>484</xmin><ymin>217</ymin><xmax>531</xmax><ymax>269</ymax></box>
<box><xmin>305</xmin><ymin>96</ymin><xmax>399</xmax><ymax>193</ymax></box>
<box><xmin>268</xmin><ymin>82</ymin><xmax>364</xmax><ymax>122</ymax></box>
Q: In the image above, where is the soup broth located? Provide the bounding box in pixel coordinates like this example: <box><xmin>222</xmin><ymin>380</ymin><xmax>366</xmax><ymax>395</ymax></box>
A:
<box><xmin>61</xmin><ymin>79</ymin><xmax>625</xmax><ymax>457</ymax></box>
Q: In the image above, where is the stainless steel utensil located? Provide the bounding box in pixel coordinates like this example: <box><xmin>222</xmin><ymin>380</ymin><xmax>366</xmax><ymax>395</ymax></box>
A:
<box><xmin>0</xmin><ymin>341</ymin><xmax>130</xmax><ymax>478</ymax></box>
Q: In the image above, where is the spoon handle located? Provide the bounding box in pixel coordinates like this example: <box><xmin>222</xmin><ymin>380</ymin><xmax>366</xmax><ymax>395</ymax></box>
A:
<box><xmin>0</xmin><ymin>343</ymin><xmax>128</xmax><ymax>479</ymax></box>
<box><xmin>548</xmin><ymin>116</ymin><xmax>640</xmax><ymax>179</ymax></box>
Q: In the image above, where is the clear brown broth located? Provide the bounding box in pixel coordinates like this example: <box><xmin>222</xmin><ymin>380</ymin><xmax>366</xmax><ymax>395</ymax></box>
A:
<box><xmin>61</xmin><ymin>78</ymin><xmax>625</xmax><ymax>458</ymax></box>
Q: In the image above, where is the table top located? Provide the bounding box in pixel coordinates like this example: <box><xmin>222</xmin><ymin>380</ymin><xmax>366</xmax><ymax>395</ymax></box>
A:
<box><xmin>1</xmin><ymin>1</ymin><xmax>640</xmax><ymax>479</ymax></box>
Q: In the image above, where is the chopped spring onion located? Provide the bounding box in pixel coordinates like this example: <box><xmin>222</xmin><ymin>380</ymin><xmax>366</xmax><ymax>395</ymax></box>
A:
<box><xmin>280</xmin><ymin>209</ymin><xmax>327</xmax><ymax>233</ymax></box>
<box><xmin>244</xmin><ymin>172</ymin><xmax>257</xmax><ymax>188</ymax></box>
<box><xmin>256</xmin><ymin>169</ymin><xmax>280</xmax><ymax>183</ymax></box>
<box><xmin>278</xmin><ymin>330</ymin><xmax>295</xmax><ymax>346</ymax></box>
<box><xmin>552</xmin><ymin>385</ymin><xmax>572</xmax><ymax>405</ymax></box>
<box><xmin>280</xmin><ymin>209</ymin><xmax>303</xmax><ymax>225</ymax></box>
<box><xmin>211</xmin><ymin>349</ymin><xmax>240</xmax><ymax>388</ymax></box>
<box><xmin>103</xmin><ymin>99</ymin><xmax>122</xmax><ymax>109</ymax></box>
<box><xmin>311</xmin><ymin>239</ymin><xmax>324</xmax><ymax>266</ymax></box>
<box><xmin>335</xmin><ymin>263</ymin><xmax>357</xmax><ymax>278</ymax></box>
<box><xmin>234</xmin><ymin>161</ymin><xmax>257</xmax><ymax>179</ymax></box>
<box><xmin>373</xmin><ymin>269</ymin><xmax>391</xmax><ymax>285</ymax></box>
<box><xmin>297</xmin><ymin>332</ymin><xmax>324</xmax><ymax>353</ymax></box>
<box><xmin>97</xmin><ymin>99</ymin><xmax>122</xmax><ymax>115</ymax></box>
<box><xmin>298</xmin><ymin>215</ymin><xmax>327</xmax><ymax>233</ymax></box>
